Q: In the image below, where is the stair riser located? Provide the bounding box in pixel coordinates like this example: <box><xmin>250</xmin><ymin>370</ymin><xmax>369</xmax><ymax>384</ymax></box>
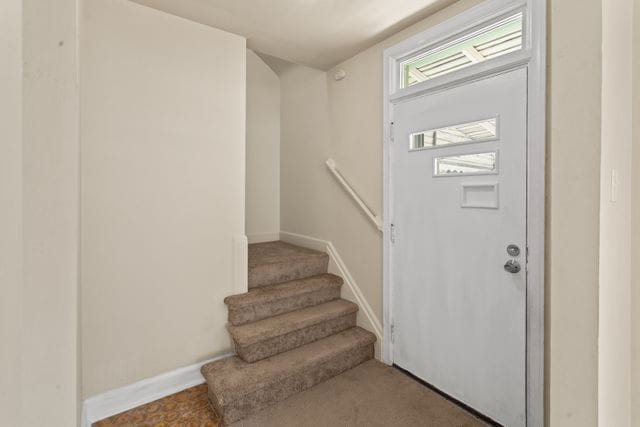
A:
<box><xmin>248</xmin><ymin>256</ymin><xmax>329</xmax><ymax>289</ymax></box>
<box><xmin>228</xmin><ymin>287</ymin><xmax>341</xmax><ymax>326</ymax></box>
<box><xmin>212</xmin><ymin>343</ymin><xmax>374</xmax><ymax>425</ymax></box>
<box><xmin>234</xmin><ymin>313</ymin><xmax>357</xmax><ymax>363</ymax></box>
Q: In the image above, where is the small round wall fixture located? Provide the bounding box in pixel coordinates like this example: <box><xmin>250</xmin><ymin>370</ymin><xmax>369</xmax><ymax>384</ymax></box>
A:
<box><xmin>334</xmin><ymin>69</ymin><xmax>347</xmax><ymax>81</ymax></box>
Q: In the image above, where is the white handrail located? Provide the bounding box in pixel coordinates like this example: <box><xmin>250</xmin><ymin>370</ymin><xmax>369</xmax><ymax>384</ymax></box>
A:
<box><xmin>325</xmin><ymin>158</ymin><xmax>383</xmax><ymax>232</ymax></box>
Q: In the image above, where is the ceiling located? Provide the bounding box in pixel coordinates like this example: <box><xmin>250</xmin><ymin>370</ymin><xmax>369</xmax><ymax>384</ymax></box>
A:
<box><xmin>131</xmin><ymin>0</ymin><xmax>456</xmax><ymax>70</ymax></box>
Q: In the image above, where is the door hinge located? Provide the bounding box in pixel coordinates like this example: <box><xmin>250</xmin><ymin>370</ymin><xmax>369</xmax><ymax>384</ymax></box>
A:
<box><xmin>390</xmin><ymin>223</ymin><xmax>396</xmax><ymax>243</ymax></box>
<box><xmin>389</xmin><ymin>121</ymin><xmax>395</xmax><ymax>143</ymax></box>
<box><xmin>390</xmin><ymin>323</ymin><xmax>396</xmax><ymax>343</ymax></box>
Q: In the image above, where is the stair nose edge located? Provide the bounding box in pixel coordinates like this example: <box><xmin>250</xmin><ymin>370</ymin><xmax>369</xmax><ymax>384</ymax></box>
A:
<box><xmin>203</xmin><ymin>329</ymin><xmax>375</xmax><ymax>425</ymax></box>
<box><xmin>248</xmin><ymin>251</ymin><xmax>330</xmax><ymax>289</ymax></box>
<box><xmin>200</xmin><ymin>326</ymin><xmax>376</xmax><ymax>394</ymax></box>
<box><xmin>223</xmin><ymin>273</ymin><xmax>343</xmax><ymax>306</ymax></box>
<box><xmin>227</xmin><ymin>300</ymin><xmax>359</xmax><ymax>349</ymax></box>
<box><xmin>249</xmin><ymin>250</ymin><xmax>329</xmax><ymax>268</ymax></box>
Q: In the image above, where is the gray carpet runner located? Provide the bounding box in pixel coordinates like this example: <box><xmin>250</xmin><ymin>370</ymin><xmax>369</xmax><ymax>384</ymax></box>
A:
<box><xmin>201</xmin><ymin>241</ymin><xmax>376</xmax><ymax>425</ymax></box>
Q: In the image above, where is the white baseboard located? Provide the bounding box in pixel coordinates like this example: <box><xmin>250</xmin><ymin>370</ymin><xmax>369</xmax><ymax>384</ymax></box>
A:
<box><xmin>246</xmin><ymin>232</ymin><xmax>281</xmax><ymax>244</ymax></box>
<box><xmin>233</xmin><ymin>234</ymin><xmax>248</xmax><ymax>294</ymax></box>
<box><xmin>82</xmin><ymin>353</ymin><xmax>232</xmax><ymax>427</ymax></box>
<box><xmin>279</xmin><ymin>231</ymin><xmax>327</xmax><ymax>252</ymax></box>
<box><xmin>279</xmin><ymin>231</ymin><xmax>384</xmax><ymax>359</ymax></box>
<box><xmin>326</xmin><ymin>243</ymin><xmax>384</xmax><ymax>359</ymax></box>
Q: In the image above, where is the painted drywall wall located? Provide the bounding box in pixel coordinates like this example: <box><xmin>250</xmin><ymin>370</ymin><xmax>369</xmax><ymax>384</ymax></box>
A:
<box><xmin>80</xmin><ymin>0</ymin><xmax>246</xmax><ymax>398</ymax></box>
<box><xmin>547</xmin><ymin>1</ymin><xmax>602</xmax><ymax>424</ymax></box>
<box><xmin>280</xmin><ymin>0</ymin><xmax>603</xmax><ymax>424</ymax></box>
<box><xmin>598</xmin><ymin>0</ymin><xmax>633</xmax><ymax>425</ymax></box>
<box><xmin>246</xmin><ymin>50</ymin><xmax>280</xmax><ymax>241</ymax></box>
<box><xmin>0</xmin><ymin>0</ymin><xmax>23</xmax><ymax>424</ymax></box>
<box><xmin>280</xmin><ymin>64</ymin><xmax>332</xmax><ymax>239</ymax></box>
<box><xmin>1</xmin><ymin>1</ymin><xmax>81</xmax><ymax>424</ymax></box>
<box><xmin>22</xmin><ymin>0</ymin><xmax>81</xmax><ymax>424</ymax></box>
<box><xmin>632</xmin><ymin>0</ymin><xmax>640</xmax><ymax>422</ymax></box>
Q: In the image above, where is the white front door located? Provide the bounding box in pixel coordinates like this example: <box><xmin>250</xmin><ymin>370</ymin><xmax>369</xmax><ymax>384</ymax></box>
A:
<box><xmin>391</xmin><ymin>68</ymin><xmax>527</xmax><ymax>426</ymax></box>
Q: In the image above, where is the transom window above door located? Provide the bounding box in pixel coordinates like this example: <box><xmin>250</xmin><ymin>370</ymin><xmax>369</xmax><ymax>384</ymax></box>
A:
<box><xmin>399</xmin><ymin>12</ymin><xmax>523</xmax><ymax>88</ymax></box>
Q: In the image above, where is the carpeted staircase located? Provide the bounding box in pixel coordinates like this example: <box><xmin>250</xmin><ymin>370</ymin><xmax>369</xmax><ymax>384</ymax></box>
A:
<box><xmin>201</xmin><ymin>241</ymin><xmax>376</xmax><ymax>425</ymax></box>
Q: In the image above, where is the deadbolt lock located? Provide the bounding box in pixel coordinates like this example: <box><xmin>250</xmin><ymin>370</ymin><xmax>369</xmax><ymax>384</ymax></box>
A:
<box><xmin>506</xmin><ymin>244</ymin><xmax>520</xmax><ymax>257</ymax></box>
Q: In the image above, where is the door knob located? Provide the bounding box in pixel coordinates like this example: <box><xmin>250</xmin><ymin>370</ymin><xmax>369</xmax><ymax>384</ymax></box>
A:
<box><xmin>504</xmin><ymin>259</ymin><xmax>521</xmax><ymax>274</ymax></box>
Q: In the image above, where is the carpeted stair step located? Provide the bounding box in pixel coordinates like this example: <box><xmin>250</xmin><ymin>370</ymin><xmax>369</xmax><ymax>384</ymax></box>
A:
<box><xmin>248</xmin><ymin>241</ymin><xmax>329</xmax><ymax>289</ymax></box>
<box><xmin>228</xmin><ymin>299</ymin><xmax>358</xmax><ymax>363</ymax></box>
<box><xmin>224</xmin><ymin>273</ymin><xmax>343</xmax><ymax>326</ymax></box>
<box><xmin>201</xmin><ymin>327</ymin><xmax>375</xmax><ymax>425</ymax></box>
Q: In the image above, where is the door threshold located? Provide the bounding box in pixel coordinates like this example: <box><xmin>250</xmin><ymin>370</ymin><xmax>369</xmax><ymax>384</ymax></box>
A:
<box><xmin>392</xmin><ymin>364</ymin><xmax>503</xmax><ymax>427</ymax></box>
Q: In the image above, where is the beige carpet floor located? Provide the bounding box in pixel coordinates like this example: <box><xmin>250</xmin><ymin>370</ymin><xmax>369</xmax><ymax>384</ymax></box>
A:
<box><xmin>95</xmin><ymin>359</ymin><xmax>490</xmax><ymax>426</ymax></box>
<box><xmin>229</xmin><ymin>359</ymin><xmax>489</xmax><ymax>427</ymax></box>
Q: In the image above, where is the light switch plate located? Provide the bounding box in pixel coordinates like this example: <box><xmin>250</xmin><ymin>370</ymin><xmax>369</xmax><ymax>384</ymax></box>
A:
<box><xmin>610</xmin><ymin>168</ymin><xmax>619</xmax><ymax>203</ymax></box>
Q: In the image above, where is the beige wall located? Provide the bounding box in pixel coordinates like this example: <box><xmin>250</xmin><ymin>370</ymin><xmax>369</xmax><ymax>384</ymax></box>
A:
<box><xmin>280</xmin><ymin>64</ymin><xmax>331</xmax><ymax>239</ymax></box>
<box><xmin>279</xmin><ymin>0</ymin><xmax>604</xmax><ymax>425</ymax></box>
<box><xmin>632</xmin><ymin>0</ymin><xmax>640</xmax><ymax>422</ymax></box>
<box><xmin>22</xmin><ymin>0</ymin><xmax>82</xmax><ymax>425</ymax></box>
<box><xmin>0</xmin><ymin>0</ymin><xmax>83</xmax><ymax>424</ymax></box>
<box><xmin>1</xmin><ymin>0</ymin><xmax>81</xmax><ymax>424</ymax></box>
<box><xmin>539</xmin><ymin>2</ymin><xmax>605</xmax><ymax>423</ymax></box>
<box><xmin>80</xmin><ymin>0</ymin><xmax>246</xmax><ymax>397</ymax></box>
<box><xmin>0</xmin><ymin>0</ymin><xmax>23</xmax><ymax>424</ymax></box>
<box><xmin>246</xmin><ymin>50</ymin><xmax>280</xmax><ymax>240</ymax></box>
<box><xmin>598</xmin><ymin>0</ymin><xmax>634</xmax><ymax>425</ymax></box>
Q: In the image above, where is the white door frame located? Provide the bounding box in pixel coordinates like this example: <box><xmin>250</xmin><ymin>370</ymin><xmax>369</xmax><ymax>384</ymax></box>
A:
<box><xmin>382</xmin><ymin>0</ymin><xmax>545</xmax><ymax>425</ymax></box>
